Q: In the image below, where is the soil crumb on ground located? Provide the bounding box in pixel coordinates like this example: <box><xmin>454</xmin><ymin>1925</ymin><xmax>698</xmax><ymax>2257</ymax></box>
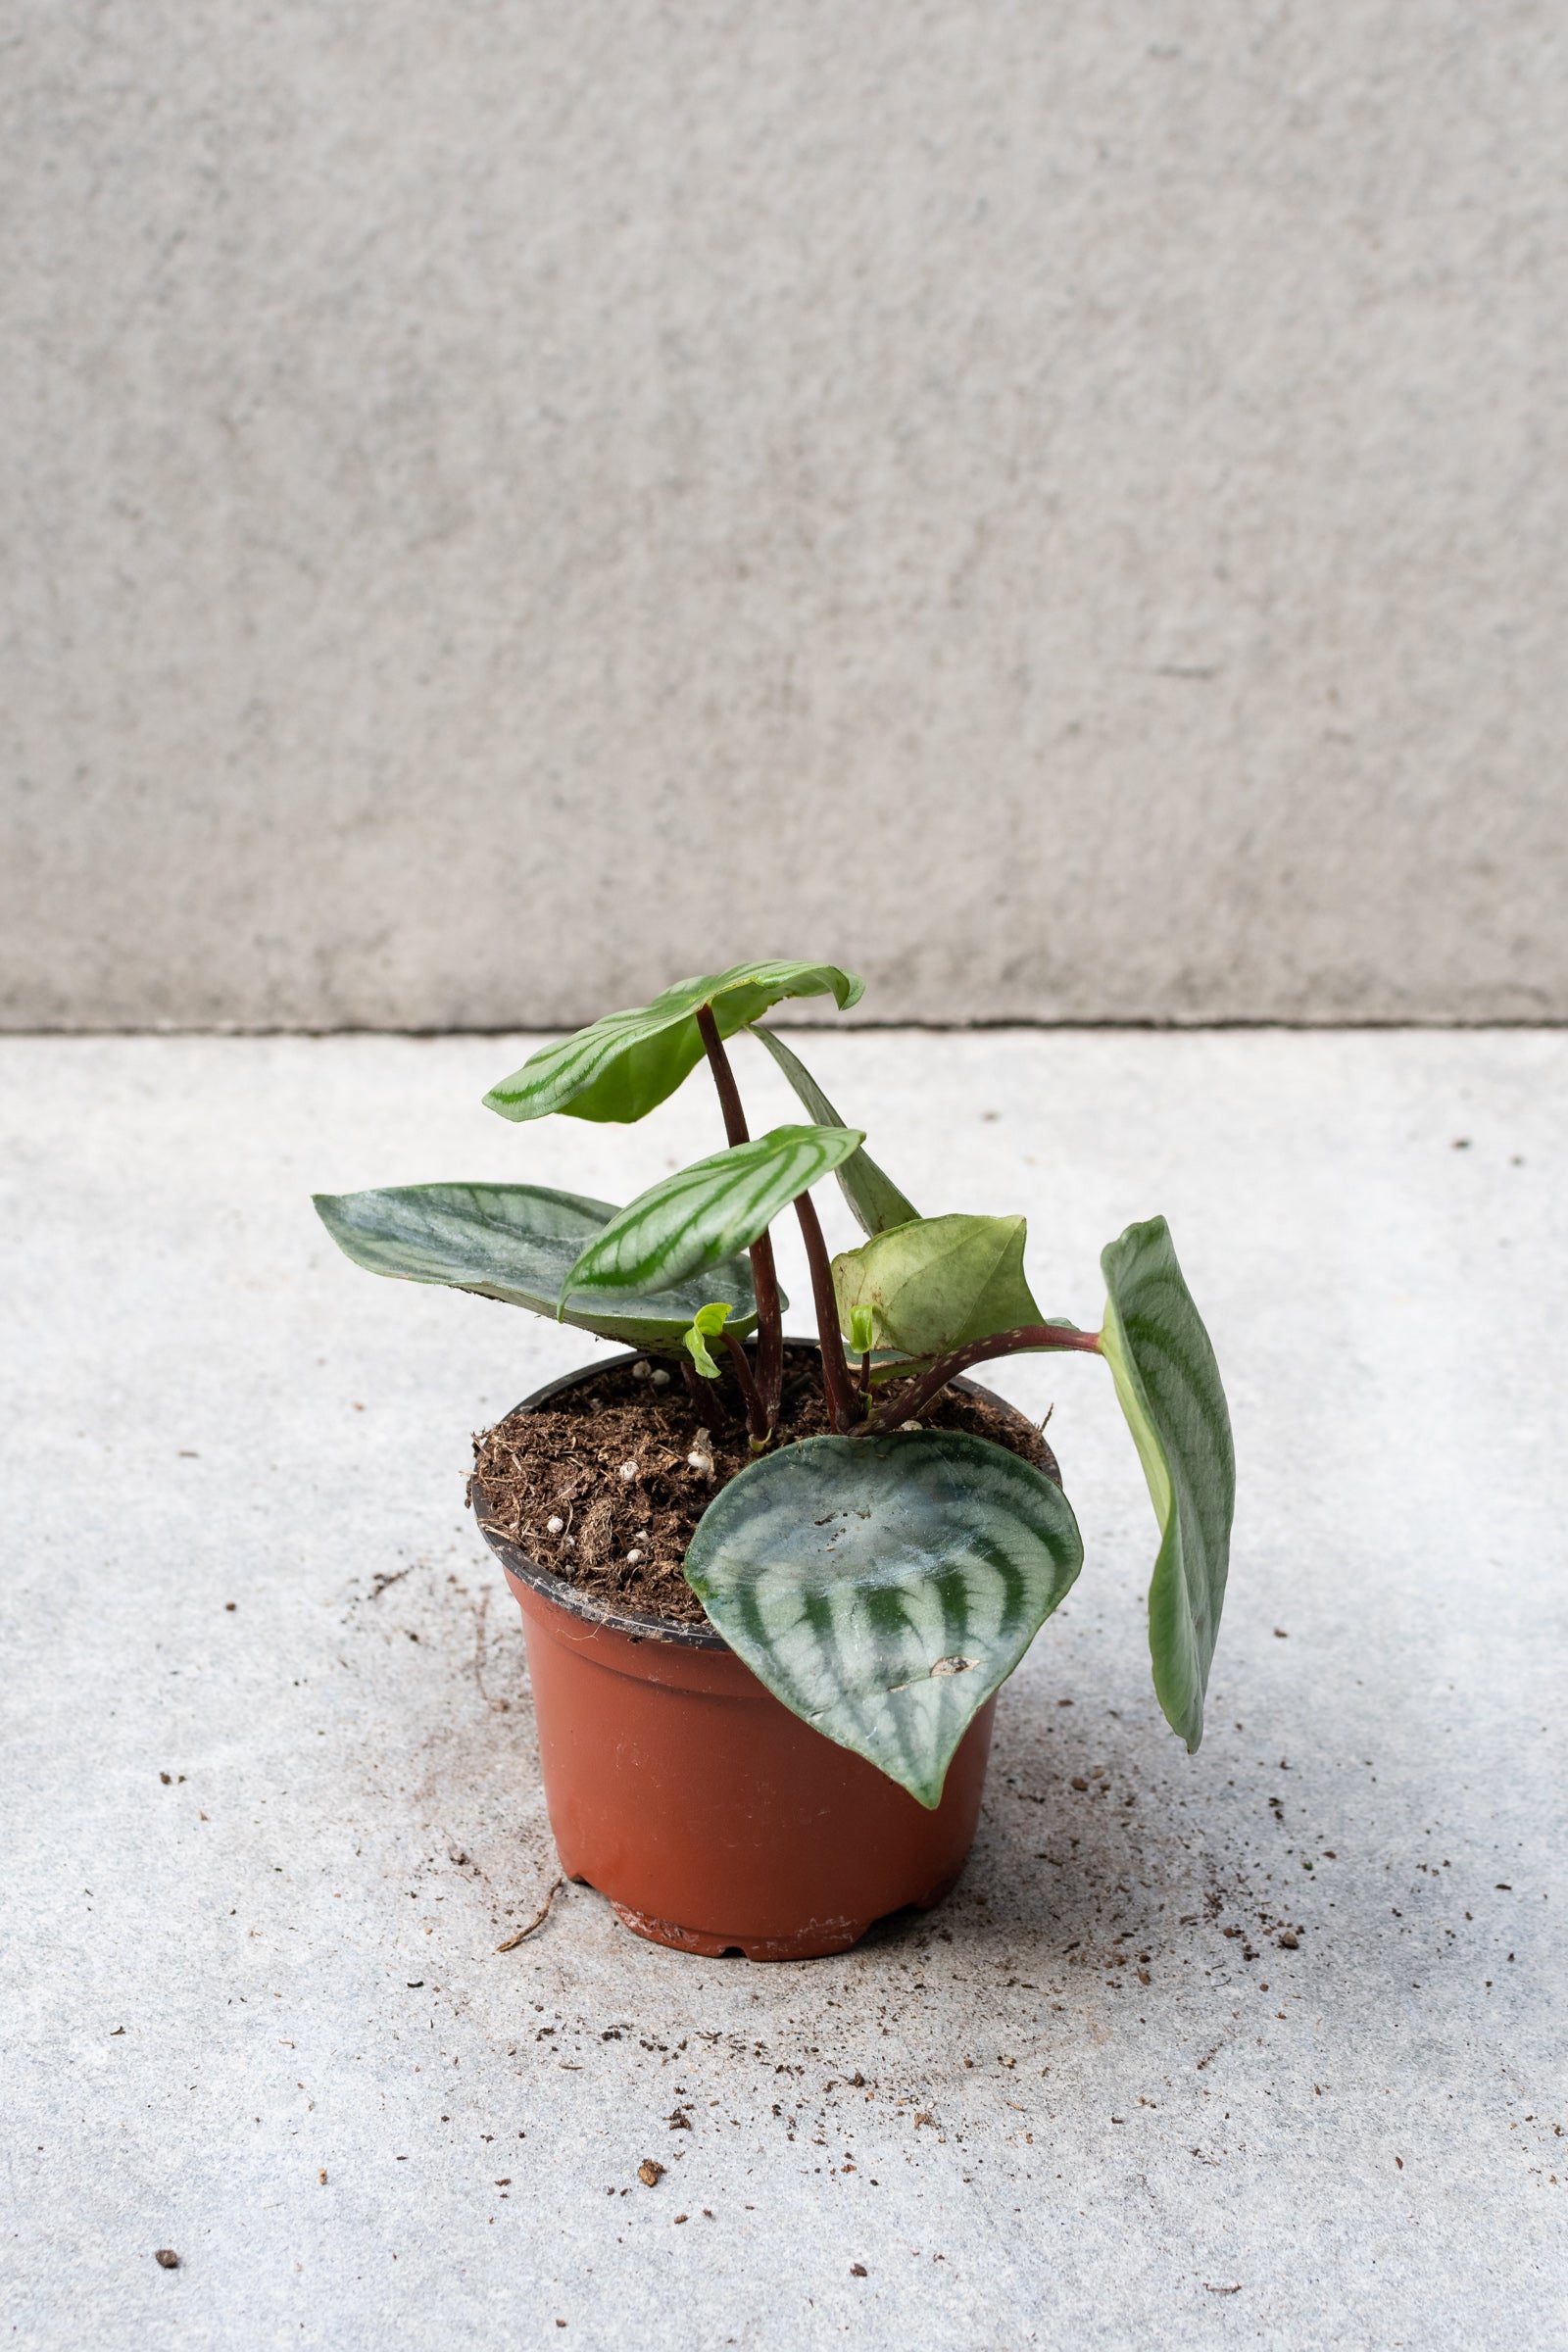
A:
<box><xmin>470</xmin><ymin>1347</ymin><xmax>1056</xmax><ymax>1628</ymax></box>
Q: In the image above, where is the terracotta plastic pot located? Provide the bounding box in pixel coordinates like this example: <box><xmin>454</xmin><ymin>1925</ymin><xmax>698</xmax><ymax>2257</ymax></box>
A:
<box><xmin>473</xmin><ymin>1350</ymin><xmax>1058</xmax><ymax>1961</ymax></box>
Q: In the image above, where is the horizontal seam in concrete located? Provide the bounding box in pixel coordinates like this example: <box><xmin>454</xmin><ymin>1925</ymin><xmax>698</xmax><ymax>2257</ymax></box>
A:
<box><xmin>6</xmin><ymin>1019</ymin><xmax>1568</xmax><ymax>1041</ymax></box>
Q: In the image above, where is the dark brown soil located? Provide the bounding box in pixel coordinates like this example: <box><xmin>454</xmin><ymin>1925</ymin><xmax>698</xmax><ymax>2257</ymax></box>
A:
<box><xmin>470</xmin><ymin>1347</ymin><xmax>1056</xmax><ymax>1628</ymax></box>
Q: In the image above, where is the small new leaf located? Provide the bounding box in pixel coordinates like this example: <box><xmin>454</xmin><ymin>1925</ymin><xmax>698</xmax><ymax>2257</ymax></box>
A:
<box><xmin>683</xmin><ymin>1301</ymin><xmax>733</xmax><ymax>1379</ymax></box>
<box><xmin>484</xmin><ymin>963</ymin><xmax>863</xmax><ymax>1127</ymax></box>
<box><xmin>563</xmin><ymin>1125</ymin><xmax>863</xmax><ymax>1304</ymax></box>
<box><xmin>685</xmin><ymin>1432</ymin><xmax>1083</xmax><ymax>1807</ymax></box>
<box><xmin>831</xmin><ymin>1213</ymin><xmax>1044</xmax><ymax>1360</ymax></box>
<box><xmin>1099</xmin><ymin>1217</ymin><xmax>1235</xmax><ymax>1753</ymax></box>
<box><xmin>751</xmin><ymin>1027</ymin><xmax>919</xmax><ymax>1236</ymax></box>
<box><xmin>849</xmin><ymin>1303</ymin><xmax>876</xmax><ymax>1356</ymax></box>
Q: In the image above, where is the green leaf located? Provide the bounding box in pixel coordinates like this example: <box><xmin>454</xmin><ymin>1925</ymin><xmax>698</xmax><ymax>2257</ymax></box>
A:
<box><xmin>483</xmin><ymin>963</ymin><xmax>864</xmax><ymax>1127</ymax></box>
<box><xmin>830</xmin><ymin>1213</ymin><xmax>1045</xmax><ymax>1359</ymax></box>
<box><xmin>562</xmin><ymin>1124</ymin><xmax>863</xmax><ymax>1303</ymax></box>
<box><xmin>1099</xmin><ymin>1217</ymin><xmax>1235</xmax><ymax>1753</ymax></box>
<box><xmin>848</xmin><ymin>1303</ymin><xmax>876</xmax><ymax>1356</ymax></box>
<box><xmin>685</xmin><ymin>1432</ymin><xmax>1083</xmax><ymax>1807</ymax></box>
<box><xmin>312</xmin><ymin>1182</ymin><xmax>763</xmax><ymax>1353</ymax></box>
<box><xmin>750</xmin><ymin>1027</ymin><xmax>918</xmax><ymax>1235</ymax></box>
<box><xmin>683</xmin><ymin>1301</ymin><xmax>733</xmax><ymax>1379</ymax></box>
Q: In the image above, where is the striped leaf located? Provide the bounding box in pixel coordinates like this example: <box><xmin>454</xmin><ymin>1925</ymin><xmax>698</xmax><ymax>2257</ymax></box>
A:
<box><xmin>831</xmin><ymin>1213</ymin><xmax>1045</xmax><ymax>1359</ymax></box>
<box><xmin>483</xmin><ymin>962</ymin><xmax>864</xmax><ymax>1127</ymax></box>
<box><xmin>751</xmin><ymin>1026</ymin><xmax>918</xmax><ymax>1236</ymax></box>
<box><xmin>562</xmin><ymin>1124</ymin><xmax>862</xmax><ymax>1303</ymax></box>
<box><xmin>685</xmin><ymin>1432</ymin><xmax>1083</xmax><ymax>1807</ymax></box>
<box><xmin>313</xmin><ymin>1182</ymin><xmax>762</xmax><ymax>1352</ymax></box>
<box><xmin>1100</xmin><ymin>1217</ymin><xmax>1235</xmax><ymax>1753</ymax></box>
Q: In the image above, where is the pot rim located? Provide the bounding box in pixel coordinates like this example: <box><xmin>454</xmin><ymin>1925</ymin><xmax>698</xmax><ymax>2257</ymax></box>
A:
<box><xmin>471</xmin><ymin>1339</ymin><xmax>1059</xmax><ymax>1652</ymax></box>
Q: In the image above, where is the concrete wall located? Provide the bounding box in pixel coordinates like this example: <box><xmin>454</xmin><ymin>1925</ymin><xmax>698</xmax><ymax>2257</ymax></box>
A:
<box><xmin>3</xmin><ymin>2</ymin><xmax>1565</xmax><ymax>1031</ymax></box>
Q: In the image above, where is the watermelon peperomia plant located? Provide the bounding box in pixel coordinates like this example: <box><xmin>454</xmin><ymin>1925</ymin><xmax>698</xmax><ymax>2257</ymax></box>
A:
<box><xmin>315</xmin><ymin>959</ymin><xmax>1234</xmax><ymax>1808</ymax></box>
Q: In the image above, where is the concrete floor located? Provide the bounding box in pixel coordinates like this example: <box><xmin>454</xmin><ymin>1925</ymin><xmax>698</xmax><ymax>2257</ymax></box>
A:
<box><xmin>2</xmin><ymin>1029</ymin><xmax>1563</xmax><ymax>2351</ymax></box>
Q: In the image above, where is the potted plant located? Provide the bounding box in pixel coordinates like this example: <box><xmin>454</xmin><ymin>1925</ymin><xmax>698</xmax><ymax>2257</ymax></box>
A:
<box><xmin>315</xmin><ymin>960</ymin><xmax>1234</xmax><ymax>1960</ymax></box>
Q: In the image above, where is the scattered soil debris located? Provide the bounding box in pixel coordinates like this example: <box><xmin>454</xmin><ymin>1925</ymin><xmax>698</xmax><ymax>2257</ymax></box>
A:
<box><xmin>637</xmin><ymin>2160</ymin><xmax>664</xmax><ymax>2187</ymax></box>
<box><xmin>154</xmin><ymin>2249</ymin><xmax>179</xmax><ymax>2270</ymax></box>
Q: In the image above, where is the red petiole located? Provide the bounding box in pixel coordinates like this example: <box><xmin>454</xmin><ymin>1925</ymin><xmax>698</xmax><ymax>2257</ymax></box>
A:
<box><xmin>856</xmin><ymin>1323</ymin><xmax>1102</xmax><ymax>1437</ymax></box>
<box><xmin>696</xmin><ymin>1004</ymin><xmax>784</xmax><ymax>1432</ymax></box>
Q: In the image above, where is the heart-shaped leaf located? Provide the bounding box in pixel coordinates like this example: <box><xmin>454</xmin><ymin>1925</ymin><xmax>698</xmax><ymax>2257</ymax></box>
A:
<box><xmin>750</xmin><ymin>1026</ymin><xmax>918</xmax><ymax>1236</ymax></box>
<box><xmin>830</xmin><ymin>1213</ymin><xmax>1044</xmax><ymax>1359</ymax></box>
<box><xmin>1099</xmin><ymin>1217</ymin><xmax>1235</xmax><ymax>1752</ymax></box>
<box><xmin>313</xmin><ymin>1182</ymin><xmax>763</xmax><ymax>1351</ymax></box>
<box><xmin>483</xmin><ymin>963</ymin><xmax>864</xmax><ymax>1127</ymax></box>
<box><xmin>563</xmin><ymin>1124</ymin><xmax>863</xmax><ymax>1304</ymax></box>
<box><xmin>684</xmin><ymin>1432</ymin><xmax>1083</xmax><ymax>1807</ymax></box>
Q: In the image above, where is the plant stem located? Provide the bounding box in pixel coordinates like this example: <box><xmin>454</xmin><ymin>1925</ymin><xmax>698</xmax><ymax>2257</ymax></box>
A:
<box><xmin>682</xmin><ymin>1357</ymin><xmax>724</xmax><ymax>1432</ymax></box>
<box><xmin>695</xmin><ymin>1004</ymin><xmax>749</xmax><ymax>1144</ymax></box>
<box><xmin>856</xmin><ymin>1323</ymin><xmax>1102</xmax><ymax>1437</ymax></box>
<box><xmin>722</xmin><ymin>1331</ymin><xmax>768</xmax><ymax>1445</ymax></box>
<box><xmin>696</xmin><ymin>1004</ymin><xmax>783</xmax><ymax>1429</ymax></box>
<box><xmin>793</xmin><ymin>1189</ymin><xmax>858</xmax><ymax>1433</ymax></box>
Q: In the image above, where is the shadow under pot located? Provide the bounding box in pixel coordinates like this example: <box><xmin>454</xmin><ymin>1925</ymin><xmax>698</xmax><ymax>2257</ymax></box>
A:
<box><xmin>472</xmin><ymin>1348</ymin><xmax>1057</xmax><ymax>1961</ymax></box>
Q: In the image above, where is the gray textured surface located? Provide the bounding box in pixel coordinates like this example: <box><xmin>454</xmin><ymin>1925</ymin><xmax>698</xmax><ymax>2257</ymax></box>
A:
<box><xmin>4</xmin><ymin>6</ymin><xmax>1567</xmax><ymax>1029</ymax></box>
<box><xmin>3</xmin><ymin>1028</ymin><xmax>1564</xmax><ymax>2348</ymax></box>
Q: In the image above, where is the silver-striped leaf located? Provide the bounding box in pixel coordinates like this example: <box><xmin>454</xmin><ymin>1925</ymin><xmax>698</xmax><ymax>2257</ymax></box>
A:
<box><xmin>313</xmin><ymin>1182</ymin><xmax>762</xmax><ymax>1351</ymax></box>
<box><xmin>684</xmin><ymin>1432</ymin><xmax>1083</xmax><ymax>1807</ymax></box>
<box><xmin>1099</xmin><ymin>1216</ymin><xmax>1235</xmax><ymax>1753</ymax></box>
<box><xmin>750</xmin><ymin>1026</ymin><xmax>918</xmax><ymax>1237</ymax></box>
<box><xmin>830</xmin><ymin>1212</ymin><xmax>1045</xmax><ymax>1358</ymax></box>
<box><xmin>562</xmin><ymin>1124</ymin><xmax>862</xmax><ymax>1304</ymax></box>
<box><xmin>483</xmin><ymin>962</ymin><xmax>864</xmax><ymax>1127</ymax></box>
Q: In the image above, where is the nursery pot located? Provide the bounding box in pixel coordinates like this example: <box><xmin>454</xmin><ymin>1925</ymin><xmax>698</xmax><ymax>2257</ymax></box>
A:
<box><xmin>473</xmin><ymin>1350</ymin><xmax>1058</xmax><ymax>1961</ymax></box>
